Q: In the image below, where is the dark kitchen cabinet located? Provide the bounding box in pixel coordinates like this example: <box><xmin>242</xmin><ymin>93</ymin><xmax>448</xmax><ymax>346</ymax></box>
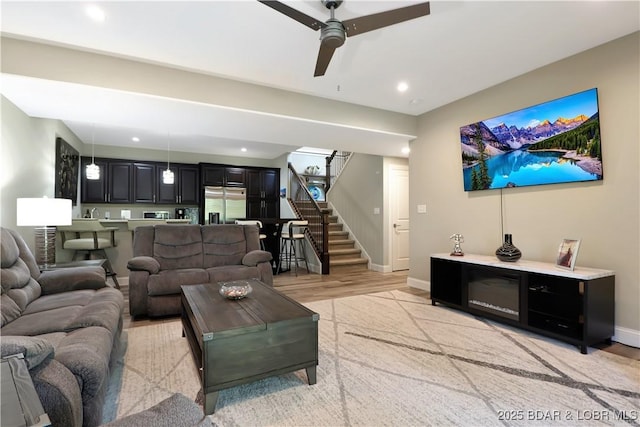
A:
<box><xmin>157</xmin><ymin>163</ymin><xmax>200</xmax><ymax>205</ymax></box>
<box><xmin>225</xmin><ymin>167</ymin><xmax>246</xmax><ymax>187</ymax></box>
<box><xmin>133</xmin><ymin>162</ymin><xmax>156</xmax><ymax>203</ymax></box>
<box><xmin>247</xmin><ymin>169</ymin><xmax>278</xmax><ymax>198</ymax></box>
<box><xmin>201</xmin><ymin>165</ymin><xmax>225</xmax><ymax>186</ymax></box>
<box><xmin>247</xmin><ymin>199</ymin><xmax>279</xmax><ymax>219</ymax></box>
<box><xmin>81</xmin><ymin>157</ymin><xmax>132</xmax><ymax>203</ymax></box>
<box><xmin>200</xmin><ymin>164</ymin><xmax>246</xmax><ymax>187</ymax></box>
<box><xmin>246</xmin><ymin>168</ymin><xmax>280</xmax><ymax>218</ymax></box>
<box><xmin>81</xmin><ymin>157</ymin><xmax>109</xmax><ymax>203</ymax></box>
<box><xmin>178</xmin><ymin>165</ymin><xmax>199</xmax><ymax>205</ymax></box>
<box><xmin>108</xmin><ymin>162</ymin><xmax>134</xmax><ymax>203</ymax></box>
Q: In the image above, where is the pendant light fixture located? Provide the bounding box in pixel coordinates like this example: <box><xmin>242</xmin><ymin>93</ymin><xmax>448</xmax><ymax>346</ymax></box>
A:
<box><xmin>86</xmin><ymin>125</ymin><xmax>100</xmax><ymax>180</ymax></box>
<box><xmin>163</xmin><ymin>132</ymin><xmax>174</xmax><ymax>185</ymax></box>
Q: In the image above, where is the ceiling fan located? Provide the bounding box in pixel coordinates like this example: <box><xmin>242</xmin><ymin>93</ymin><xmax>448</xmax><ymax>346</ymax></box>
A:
<box><xmin>258</xmin><ymin>1</ymin><xmax>431</xmax><ymax>77</ymax></box>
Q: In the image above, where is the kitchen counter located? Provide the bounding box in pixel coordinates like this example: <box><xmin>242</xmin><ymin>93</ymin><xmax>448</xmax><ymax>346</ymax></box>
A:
<box><xmin>97</xmin><ymin>219</ymin><xmax>192</xmax><ymax>224</ymax></box>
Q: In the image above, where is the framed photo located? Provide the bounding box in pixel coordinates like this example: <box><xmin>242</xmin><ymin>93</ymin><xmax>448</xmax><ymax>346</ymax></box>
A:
<box><xmin>556</xmin><ymin>239</ymin><xmax>581</xmax><ymax>271</ymax></box>
<box><xmin>54</xmin><ymin>137</ymin><xmax>79</xmax><ymax>205</ymax></box>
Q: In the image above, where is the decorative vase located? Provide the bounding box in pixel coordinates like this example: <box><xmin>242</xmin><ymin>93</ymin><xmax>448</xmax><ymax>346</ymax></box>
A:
<box><xmin>495</xmin><ymin>234</ymin><xmax>522</xmax><ymax>262</ymax></box>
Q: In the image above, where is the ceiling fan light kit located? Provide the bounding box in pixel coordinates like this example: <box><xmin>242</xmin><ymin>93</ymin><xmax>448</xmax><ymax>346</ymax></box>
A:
<box><xmin>259</xmin><ymin>0</ymin><xmax>431</xmax><ymax>77</ymax></box>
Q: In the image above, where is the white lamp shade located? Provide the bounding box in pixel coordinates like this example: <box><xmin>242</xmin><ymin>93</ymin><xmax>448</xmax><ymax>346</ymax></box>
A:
<box><xmin>16</xmin><ymin>198</ymin><xmax>72</xmax><ymax>226</ymax></box>
<box><xmin>162</xmin><ymin>168</ymin><xmax>175</xmax><ymax>184</ymax></box>
<box><xmin>86</xmin><ymin>162</ymin><xmax>100</xmax><ymax>180</ymax></box>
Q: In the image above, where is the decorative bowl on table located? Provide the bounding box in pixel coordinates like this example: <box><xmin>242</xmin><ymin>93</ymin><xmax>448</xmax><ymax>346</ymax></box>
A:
<box><xmin>219</xmin><ymin>281</ymin><xmax>253</xmax><ymax>300</ymax></box>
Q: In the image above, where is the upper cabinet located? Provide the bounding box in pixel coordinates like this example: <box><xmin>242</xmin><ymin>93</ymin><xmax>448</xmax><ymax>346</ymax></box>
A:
<box><xmin>157</xmin><ymin>163</ymin><xmax>200</xmax><ymax>205</ymax></box>
<box><xmin>201</xmin><ymin>165</ymin><xmax>225</xmax><ymax>186</ymax></box>
<box><xmin>225</xmin><ymin>167</ymin><xmax>246</xmax><ymax>187</ymax></box>
<box><xmin>83</xmin><ymin>158</ymin><xmax>199</xmax><ymax>205</ymax></box>
<box><xmin>201</xmin><ymin>164</ymin><xmax>246</xmax><ymax>188</ymax></box>
<box><xmin>246</xmin><ymin>168</ymin><xmax>278</xmax><ymax>199</ymax></box>
<box><xmin>81</xmin><ymin>157</ymin><xmax>132</xmax><ymax>203</ymax></box>
<box><xmin>133</xmin><ymin>162</ymin><xmax>156</xmax><ymax>203</ymax></box>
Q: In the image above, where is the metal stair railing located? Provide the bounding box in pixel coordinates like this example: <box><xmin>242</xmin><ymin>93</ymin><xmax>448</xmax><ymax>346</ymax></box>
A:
<box><xmin>288</xmin><ymin>162</ymin><xmax>330</xmax><ymax>274</ymax></box>
<box><xmin>325</xmin><ymin>150</ymin><xmax>351</xmax><ymax>193</ymax></box>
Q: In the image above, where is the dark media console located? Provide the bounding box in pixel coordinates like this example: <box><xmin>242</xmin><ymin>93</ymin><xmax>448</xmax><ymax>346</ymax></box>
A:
<box><xmin>430</xmin><ymin>253</ymin><xmax>615</xmax><ymax>354</ymax></box>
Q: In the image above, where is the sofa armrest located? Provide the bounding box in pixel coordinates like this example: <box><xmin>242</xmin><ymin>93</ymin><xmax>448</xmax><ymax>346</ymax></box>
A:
<box><xmin>1</xmin><ymin>336</ymin><xmax>54</xmax><ymax>369</ymax></box>
<box><xmin>31</xmin><ymin>358</ymin><xmax>83</xmax><ymax>427</ymax></box>
<box><xmin>242</xmin><ymin>250</ymin><xmax>273</xmax><ymax>267</ymax></box>
<box><xmin>128</xmin><ymin>270</ymin><xmax>151</xmax><ymax>317</ymax></box>
<box><xmin>38</xmin><ymin>267</ymin><xmax>107</xmax><ymax>295</ymax></box>
<box><xmin>127</xmin><ymin>256</ymin><xmax>160</xmax><ymax>274</ymax></box>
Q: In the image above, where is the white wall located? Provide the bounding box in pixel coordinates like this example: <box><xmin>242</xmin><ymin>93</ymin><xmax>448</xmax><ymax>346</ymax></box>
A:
<box><xmin>1</xmin><ymin>96</ymin><xmax>85</xmax><ymax>247</ymax></box>
<box><xmin>409</xmin><ymin>32</ymin><xmax>639</xmax><ymax>346</ymax></box>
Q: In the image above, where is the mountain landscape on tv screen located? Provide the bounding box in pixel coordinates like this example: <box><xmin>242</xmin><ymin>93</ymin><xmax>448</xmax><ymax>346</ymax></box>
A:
<box><xmin>460</xmin><ymin>89</ymin><xmax>603</xmax><ymax>191</ymax></box>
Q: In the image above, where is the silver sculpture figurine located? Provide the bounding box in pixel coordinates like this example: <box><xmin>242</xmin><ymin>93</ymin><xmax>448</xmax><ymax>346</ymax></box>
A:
<box><xmin>450</xmin><ymin>233</ymin><xmax>464</xmax><ymax>256</ymax></box>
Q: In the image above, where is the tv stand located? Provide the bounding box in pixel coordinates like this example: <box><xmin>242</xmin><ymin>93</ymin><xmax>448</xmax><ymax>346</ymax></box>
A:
<box><xmin>430</xmin><ymin>253</ymin><xmax>615</xmax><ymax>354</ymax></box>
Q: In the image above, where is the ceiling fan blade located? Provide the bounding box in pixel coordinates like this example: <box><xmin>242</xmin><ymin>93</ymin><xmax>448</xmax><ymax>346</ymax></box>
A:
<box><xmin>258</xmin><ymin>1</ymin><xmax>325</xmax><ymax>31</ymax></box>
<box><xmin>342</xmin><ymin>2</ymin><xmax>430</xmax><ymax>37</ymax></box>
<box><xmin>314</xmin><ymin>43</ymin><xmax>337</xmax><ymax>77</ymax></box>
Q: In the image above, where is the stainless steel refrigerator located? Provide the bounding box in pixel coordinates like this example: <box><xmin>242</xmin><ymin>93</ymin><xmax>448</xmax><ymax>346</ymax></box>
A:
<box><xmin>204</xmin><ymin>186</ymin><xmax>246</xmax><ymax>224</ymax></box>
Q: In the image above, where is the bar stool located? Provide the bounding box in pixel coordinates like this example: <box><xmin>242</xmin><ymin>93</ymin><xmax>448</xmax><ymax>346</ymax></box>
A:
<box><xmin>277</xmin><ymin>220</ymin><xmax>309</xmax><ymax>276</ymax></box>
<box><xmin>58</xmin><ymin>219</ymin><xmax>119</xmax><ymax>288</ymax></box>
<box><xmin>234</xmin><ymin>220</ymin><xmax>267</xmax><ymax>250</ymax></box>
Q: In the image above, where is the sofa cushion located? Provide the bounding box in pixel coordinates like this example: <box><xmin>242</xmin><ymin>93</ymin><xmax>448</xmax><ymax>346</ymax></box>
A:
<box><xmin>147</xmin><ymin>268</ymin><xmax>209</xmax><ymax>296</ymax></box>
<box><xmin>1</xmin><ymin>227</ymin><xmax>21</xmax><ymax>268</ymax></box>
<box><xmin>153</xmin><ymin>225</ymin><xmax>203</xmax><ymax>271</ymax></box>
<box><xmin>2</xmin><ymin>306</ymin><xmax>83</xmax><ymax>336</ymax></box>
<box><xmin>1</xmin><ymin>228</ymin><xmax>41</xmax><ymax>286</ymax></box>
<box><xmin>37</xmin><ymin>267</ymin><xmax>106</xmax><ymax>295</ymax></box>
<box><xmin>65</xmin><ymin>288</ymin><xmax>124</xmax><ymax>334</ymax></box>
<box><xmin>1</xmin><ymin>288</ymin><xmax>124</xmax><ymax>336</ymax></box>
<box><xmin>1</xmin><ymin>294</ymin><xmax>22</xmax><ymax>327</ymax></box>
<box><xmin>202</xmin><ymin>225</ymin><xmax>250</xmax><ymax>268</ymax></box>
<box><xmin>1</xmin><ymin>335</ymin><xmax>55</xmax><ymax>369</ymax></box>
<box><xmin>6</xmin><ymin>278</ymin><xmax>42</xmax><ymax>311</ymax></box>
<box><xmin>0</xmin><ymin>257</ymin><xmax>33</xmax><ymax>293</ymax></box>
<box><xmin>22</xmin><ymin>290</ymin><xmax>95</xmax><ymax>315</ymax></box>
<box><xmin>207</xmin><ymin>265</ymin><xmax>261</xmax><ymax>284</ymax></box>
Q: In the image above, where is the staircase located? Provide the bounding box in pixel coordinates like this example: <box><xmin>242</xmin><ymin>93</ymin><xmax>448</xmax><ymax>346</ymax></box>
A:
<box><xmin>294</xmin><ymin>200</ymin><xmax>368</xmax><ymax>272</ymax></box>
<box><xmin>327</xmin><ymin>212</ymin><xmax>369</xmax><ymax>271</ymax></box>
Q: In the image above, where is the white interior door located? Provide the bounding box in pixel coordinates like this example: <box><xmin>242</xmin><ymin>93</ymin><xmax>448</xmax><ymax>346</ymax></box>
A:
<box><xmin>390</xmin><ymin>165</ymin><xmax>410</xmax><ymax>271</ymax></box>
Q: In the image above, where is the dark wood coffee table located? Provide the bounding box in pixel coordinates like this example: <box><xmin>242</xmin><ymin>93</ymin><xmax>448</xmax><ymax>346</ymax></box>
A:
<box><xmin>180</xmin><ymin>279</ymin><xmax>319</xmax><ymax>414</ymax></box>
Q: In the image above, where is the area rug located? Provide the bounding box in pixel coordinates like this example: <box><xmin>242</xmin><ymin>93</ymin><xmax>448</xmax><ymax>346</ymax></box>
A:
<box><xmin>104</xmin><ymin>291</ymin><xmax>640</xmax><ymax>426</ymax></box>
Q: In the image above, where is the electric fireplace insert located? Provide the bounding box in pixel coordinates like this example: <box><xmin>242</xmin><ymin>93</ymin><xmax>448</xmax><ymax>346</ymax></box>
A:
<box><xmin>466</xmin><ymin>267</ymin><xmax>522</xmax><ymax>321</ymax></box>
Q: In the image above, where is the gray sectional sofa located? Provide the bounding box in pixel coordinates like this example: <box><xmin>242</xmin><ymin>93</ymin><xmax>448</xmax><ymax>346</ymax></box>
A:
<box><xmin>127</xmin><ymin>224</ymin><xmax>273</xmax><ymax>318</ymax></box>
<box><xmin>0</xmin><ymin>227</ymin><xmax>124</xmax><ymax>427</ymax></box>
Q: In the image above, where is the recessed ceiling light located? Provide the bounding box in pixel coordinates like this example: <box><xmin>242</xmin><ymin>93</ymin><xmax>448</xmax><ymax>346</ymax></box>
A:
<box><xmin>401</xmin><ymin>147</ymin><xmax>411</xmax><ymax>155</ymax></box>
<box><xmin>241</xmin><ymin>147</ymin><xmax>247</xmax><ymax>152</ymax></box>
<box><xmin>86</xmin><ymin>5</ymin><xmax>106</xmax><ymax>22</ymax></box>
<box><xmin>131</xmin><ymin>137</ymin><xmax>140</xmax><ymax>142</ymax></box>
<box><xmin>397</xmin><ymin>82</ymin><xmax>409</xmax><ymax>93</ymax></box>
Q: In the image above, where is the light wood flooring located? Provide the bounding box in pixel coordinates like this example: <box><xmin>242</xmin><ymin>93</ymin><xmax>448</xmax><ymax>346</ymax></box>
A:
<box><xmin>118</xmin><ymin>269</ymin><xmax>639</xmax><ymax>360</ymax></box>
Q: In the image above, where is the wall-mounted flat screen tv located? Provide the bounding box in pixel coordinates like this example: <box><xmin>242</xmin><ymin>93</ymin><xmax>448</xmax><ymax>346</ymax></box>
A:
<box><xmin>460</xmin><ymin>88</ymin><xmax>603</xmax><ymax>191</ymax></box>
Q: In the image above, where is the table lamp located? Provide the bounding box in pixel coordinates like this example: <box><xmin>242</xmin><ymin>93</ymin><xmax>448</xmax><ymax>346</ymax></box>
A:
<box><xmin>16</xmin><ymin>197</ymin><xmax>72</xmax><ymax>267</ymax></box>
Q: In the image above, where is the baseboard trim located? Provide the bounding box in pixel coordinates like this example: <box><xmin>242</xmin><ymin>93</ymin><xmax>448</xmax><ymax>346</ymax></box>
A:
<box><xmin>614</xmin><ymin>326</ymin><xmax>640</xmax><ymax>349</ymax></box>
<box><xmin>370</xmin><ymin>263</ymin><xmax>391</xmax><ymax>273</ymax></box>
<box><xmin>407</xmin><ymin>277</ymin><xmax>430</xmax><ymax>291</ymax></box>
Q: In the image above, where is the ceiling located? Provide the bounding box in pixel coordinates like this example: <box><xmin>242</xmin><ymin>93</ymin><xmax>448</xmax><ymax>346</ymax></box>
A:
<box><xmin>1</xmin><ymin>1</ymin><xmax>638</xmax><ymax>160</ymax></box>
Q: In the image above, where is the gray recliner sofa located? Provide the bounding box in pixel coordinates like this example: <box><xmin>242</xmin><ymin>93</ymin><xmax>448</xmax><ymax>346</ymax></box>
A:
<box><xmin>127</xmin><ymin>224</ymin><xmax>273</xmax><ymax>318</ymax></box>
<box><xmin>0</xmin><ymin>227</ymin><xmax>124</xmax><ymax>427</ymax></box>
